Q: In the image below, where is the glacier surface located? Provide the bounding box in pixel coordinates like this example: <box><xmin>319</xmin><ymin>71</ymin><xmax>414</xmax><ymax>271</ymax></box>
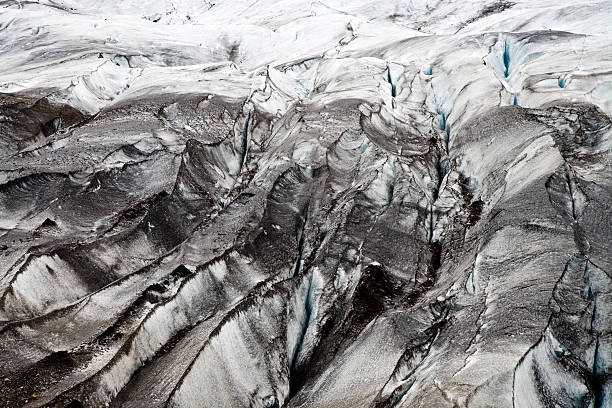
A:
<box><xmin>0</xmin><ymin>0</ymin><xmax>611</xmax><ymax>407</ymax></box>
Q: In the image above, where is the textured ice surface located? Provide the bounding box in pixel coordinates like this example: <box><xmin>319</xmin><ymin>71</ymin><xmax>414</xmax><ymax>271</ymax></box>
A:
<box><xmin>0</xmin><ymin>0</ymin><xmax>611</xmax><ymax>407</ymax></box>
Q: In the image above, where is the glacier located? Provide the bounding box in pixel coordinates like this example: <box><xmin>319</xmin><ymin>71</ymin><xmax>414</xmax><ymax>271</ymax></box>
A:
<box><xmin>0</xmin><ymin>0</ymin><xmax>611</xmax><ymax>407</ymax></box>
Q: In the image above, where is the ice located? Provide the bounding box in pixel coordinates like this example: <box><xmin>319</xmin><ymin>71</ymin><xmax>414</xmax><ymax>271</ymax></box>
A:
<box><xmin>0</xmin><ymin>1</ymin><xmax>610</xmax><ymax>407</ymax></box>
